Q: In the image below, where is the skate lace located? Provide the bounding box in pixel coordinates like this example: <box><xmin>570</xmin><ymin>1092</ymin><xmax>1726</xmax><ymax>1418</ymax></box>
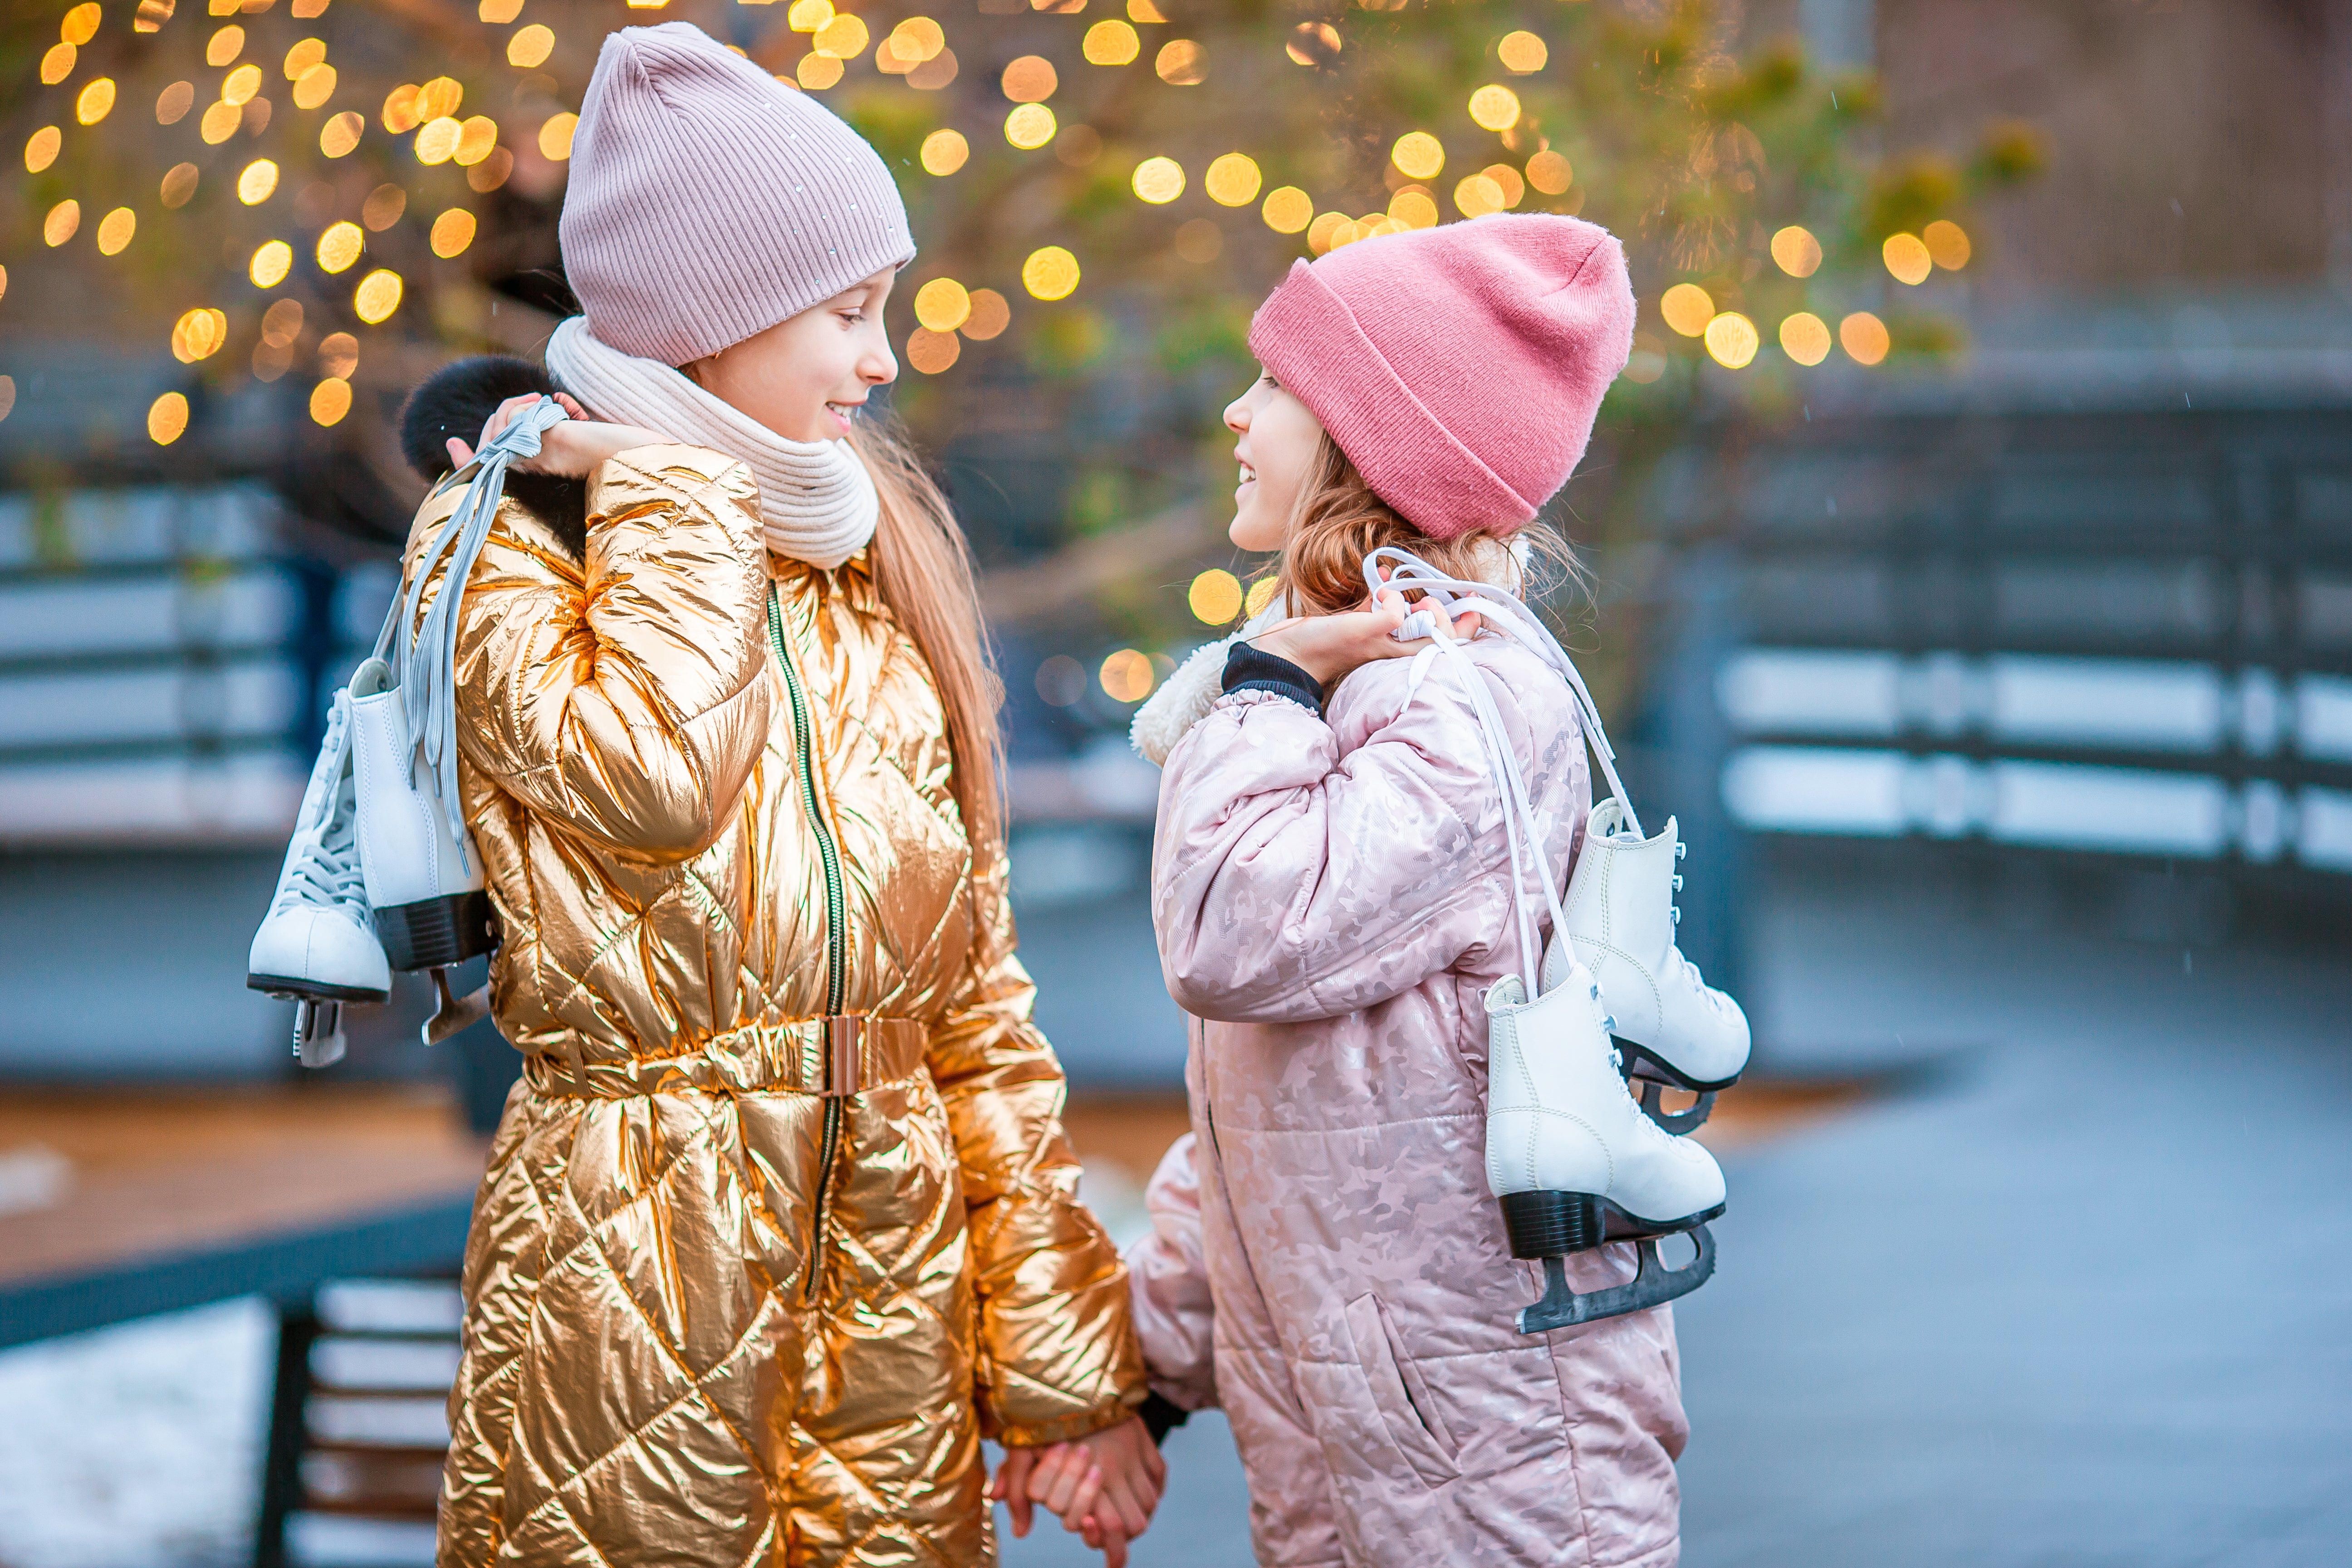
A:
<box><xmin>379</xmin><ymin>397</ymin><xmax>569</xmax><ymax>877</ymax></box>
<box><xmin>275</xmin><ymin>700</ymin><xmax>367</xmax><ymax>915</ymax></box>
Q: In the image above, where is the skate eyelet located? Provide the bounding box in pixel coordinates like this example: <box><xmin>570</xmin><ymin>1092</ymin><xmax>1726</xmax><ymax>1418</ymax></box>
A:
<box><xmin>1672</xmin><ymin>874</ymin><xmax>1684</xmax><ymax>892</ymax></box>
<box><xmin>1669</xmin><ymin>906</ymin><xmax>1681</xmax><ymax>925</ymax></box>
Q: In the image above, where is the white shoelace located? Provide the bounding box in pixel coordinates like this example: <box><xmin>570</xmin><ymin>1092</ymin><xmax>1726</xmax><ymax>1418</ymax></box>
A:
<box><xmin>274</xmin><ymin>697</ymin><xmax>367</xmax><ymax>914</ymax></box>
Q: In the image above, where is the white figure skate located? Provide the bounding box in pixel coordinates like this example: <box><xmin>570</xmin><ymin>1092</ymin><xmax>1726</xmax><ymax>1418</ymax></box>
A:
<box><xmin>1486</xmin><ymin>951</ymin><xmax>1724</xmax><ymax>1331</ymax></box>
<box><xmin>247</xmin><ymin>688</ymin><xmax>389</xmax><ymax>1068</ymax></box>
<box><xmin>1556</xmin><ymin>798</ymin><xmax>1751</xmax><ymax>1133</ymax></box>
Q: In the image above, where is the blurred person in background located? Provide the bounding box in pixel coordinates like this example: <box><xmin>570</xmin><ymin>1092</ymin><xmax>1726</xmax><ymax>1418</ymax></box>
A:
<box><xmin>1123</xmin><ymin>216</ymin><xmax>1691</xmax><ymax>1566</ymax></box>
<box><xmin>401</xmin><ymin>24</ymin><xmax>1157</xmax><ymax>1567</ymax></box>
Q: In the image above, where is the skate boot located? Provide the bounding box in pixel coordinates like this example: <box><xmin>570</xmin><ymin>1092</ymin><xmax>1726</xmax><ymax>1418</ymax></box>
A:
<box><xmin>1486</xmin><ymin>949</ymin><xmax>1724</xmax><ymax>1333</ymax></box>
<box><xmin>247</xmin><ymin>689</ymin><xmax>390</xmax><ymax>1068</ymax></box>
<box><xmin>349</xmin><ymin>655</ymin><xmax>498</xmax><ymax>1045</ymax></box>
<box><xmin>1557</xmin><ymin>798</ymin><xmax>1750</xmax><ymax>1133</ymax></box>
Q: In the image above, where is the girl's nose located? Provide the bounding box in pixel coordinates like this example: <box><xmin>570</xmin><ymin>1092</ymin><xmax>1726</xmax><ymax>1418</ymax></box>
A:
<box><xmin>862</xmin><ymin>344</ymin><xmax>897</xmax><ymax>387</ymax></box>
<box><xmin>1223</xmin><ymin>396</ymin><xmax>1250</xmax><ymax>434</ymax></box>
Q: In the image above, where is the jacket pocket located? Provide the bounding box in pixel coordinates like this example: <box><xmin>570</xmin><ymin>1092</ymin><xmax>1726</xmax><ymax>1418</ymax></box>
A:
<box><xmin>1342</xmin><ymin>1292</ymin><xmax>1461</xmax><ymax>1489</ymax></box>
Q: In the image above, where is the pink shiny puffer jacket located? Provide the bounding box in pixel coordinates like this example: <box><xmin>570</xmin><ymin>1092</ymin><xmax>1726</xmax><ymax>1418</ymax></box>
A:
<box><xmin>1129</xmin><ymin>635</ymin><xmax>1690</xmax><ymax>1568</ymax></box>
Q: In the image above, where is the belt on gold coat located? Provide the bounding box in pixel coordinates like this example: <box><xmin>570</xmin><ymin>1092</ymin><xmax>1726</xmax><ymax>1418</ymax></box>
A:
<box><xmin>521</xmin><ymin>1015</ymin><xmax>928</xmax><ymax>1100</ymax></box>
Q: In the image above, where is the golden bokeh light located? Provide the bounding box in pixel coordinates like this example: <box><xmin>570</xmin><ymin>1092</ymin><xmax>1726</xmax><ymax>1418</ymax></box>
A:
<box><xmin>200</xmin><ymin>100</ymin><xmax>242</xmax><ymax>142</ymax></box>
<box><xmin>354</xmin><ymin>269</ymin><xmax>404</xmax><ymax>325</ymax></box>
<box><xmin>415</xmin><ymin>117</ymin><xmax>461</xmax><ymax>164</ymax></box>
<box><xmin>1482</xmin><ymin>162</ymin><xmax>1525</xmax><ymax>208</ymax></box>
<box><xmin>1262</xmin><ymin>186</ymin><xmax>1313</xmax><ymax>234</ymax></box>
<box><xmin>480</xmin><ymin>0</ymin><xmax>525</xmax><ymax>21</ymax></box>
<box><xmin>362</xmin><ymin>183</ymin><xmax>405</xmax><ymax>230</ymax></box>
<box><xmin>1392</xmin><ymin>131</ymin><xmax>1445</xmax><ymax>181</ymax></box>
<box><xmin>1778</xmin><ymin>312</ymin><xmax>1831</xmax><ymax>366</ymax></box>
<box><xmin>1526</xmin><ymin>148</ymin><xmax>1573</xmax><ymax>194</ymax></box>
<box><xmin>1704</xmin><ymin>312</ymin><xmax>1759</xmax><ymax>369</ymax></box>
<box><xmin>310</xmin><ymin>377</ymin><xmax>353</xmax><ymax>426</ymax></box>
<box><xmin>222</xmin><ymin>64</ymin><xmax>262</xmax><ymax>106</ymax></box>
<box><xmin>538</xmin><ymin>112</ymin><xmax>577</xmax><ymax>159</ymax></box>
<box><xmin>1245</xmin><ymin>576</ymin><xmax>1281</xmax><ymax>617</ymax></box>
<box><xmin>1204</xmin><ymin>152</ymin><xmax>1261</xmax><ymax>206</ymax></box>
<box><xmin>1388</xmin><ymin>187</ymin><xmax>1438</xmax><ymax>229</ymax></box>
<box><xmin>96</xmin><ymin>207</ymin><xmax>137</xmax><ymax>256</ymax></box>
<box><xmin>415</xmin><ymin>77</ymin><xmax>462</xmax><ymax>120</ymax></box>
<box><xmin>430</xmin><ymin>208</ymin><xmax>477</xmax><ymax>258</ymax></box>
<box><xmin>1099</xmin><ymin>649</ymin><xmax>1155</xmax><ymax>703</ymax></box>
<box><xmin>788</xmin><ymin>0</ymin><xmax>834</xmax><ymax>32</ymax></box>
<box><xmin>237</xmin><ymin>157</ymin><xmax>279</xmax><ymax>204</ymax></box>
<box><xmin>1498</xmin><ymin>30</ymin><xmax>1548</xmax><ymax>73</ymax></box>
<box><xmin>1004</xmin><ymin>103</ymin><xmax>1056</xmax><ymax>150</ymax></box>
<box><xmin>1923</xmin><ymin>218</ymin><xmax>1971</xmax><ymax>270</ymax></box>
<box><xmin>906</xmin><ymin>328</ymin><xmax>961</xmax><ymax>375</ymax></box>
<box><xmin>1882</xmin><ymin>232</ymin><xmax>1932</xmax><ymax>285</ymax></box>
<box><xmin>292</xmin><ymin>64</ymin><xmax>337</xmax><ymax>110</ymax></box>
<box><xmin>261</xmin><ymin>299</ymin><xmax>305</xmax><ymax>346</ymax></box>
<box><xmin>207</xmin><ymin>24</ymin><xmax>245</xmax><ymax>67</ymax></box>
<box><xmin>1286</xmin><ymin>22</ymin><xmax>1342</xmax><ymax>66</ymax></box>
<box><xmin>1468</xmin><ymin>84</ymin><xmax>1522</xmax><ymax>132</ymax></box>
<box><xmin>892</xmin><ymin>17</ymin><xmax>946</xmax><ymax>61</ymax></box>
<box><xmin>25</xmin><ymin>127</ymin><xmax>61</xmax><ymax>174</ymax></box>
<box><xmin>1129</xmin><ymin>0</ymin><xmax>1167</xmax><ymax>18</ymax></box>
<box><xmin>914</xmin><ymin>277</ymin><xmax>971</xmax><ymax>332</ymax></box>
<box><xmin>63</xmin><ymin>4</ymin><xmax>102</xmax><ymax>45</ymax></box>
<box><xmin>1083</xmin><ymin>20</ymin><xmax>1139</xmax><ymax>65</ymax></box>
<box><xmin>920</xmin><ymin>128</ymin><xmax>968</xmax><ymax>176</ymax></box>
<box><xmin>318</xmin><ymin>332</ymin><xmax>359</xmax><ymax>378</ymax></box>
<box><xmin>44</xmin><ymin>201</ymin><xmax>81</xmax><ymax>248</ymax></box>
<box><xmin>508</xmin><ymin>24</ymin><xmax>554</xmax><ymax>69</ymax></box>
<box><xmin>250</xmin><ymin>239</ymin><xmax>293</xmax><ymax>287</ymax></box>
<box><xmin>1839</xmin><ymin>311</ymin><xmax>1890</xmax><ymax>366</ymax></box>
<box><xmin>382</xmin><ymin>84</ymin><xmax>421</xmax><ymax>134</ymax></box>
<box><xmin>149</xmin><ymin>392</ymin><xmax>191</xmax><ymax>446</ymax></box>
<box><xmin>1156</xmin><ymin>39</ymin><xmax>1206</xmax><ymax>84</ymax></box>
<box><xmin>172</xmin><ymin>307</ymin><xmax>227</xmax><ymax>363</ymax></box>
<box><xmin>41</xmin><ymin>43</ymin><xmax>77</xmax><ymax>86</ymax></box>
<box><xmin>814</xmin><ymin>15</ymin><xmax>869</xmax><ymax>60</ymax></box>
<box><xmin>1770</xmin><ymin>225</ymin><xmax>1822</xmax><ymax>278</ymax></box>
<box><xmin>963</xmin><ymin>288</ymin><xmax>1011</xmax><ymax>341</ymax></box>
<box><xmin>284</xmin><ymin>38</ymin><xmax>328</xmax><ymax>79</ymax></box>
<box><xmin>1002</xmin><ymin>55</ymin><xmax>1057</xmax><ymax>102</ymax></box>
<box><xmin>468</xmin><ymin>147</ymin><xmax>514</xmax><ymax>192</ymax></box>
<box><xmin>797</xmin><ymin>53</ymin><xmax>844</xmax><ymax>89</ymax></box>
<box><xmin>1307</xmin><ymin>211</ymin><xmax>1348</xmax><ymax>255</ymax></box>
<box><xmin>254</xmin><ymin>335</ymin><xmax>294</xmax><ymax>383</ymax></box>
<box><xmin>161</xmin><ymin>162</ymin><xmax>199</xmax><ymax>207</ymax></box>
<box><xmin>1660</xmin><ymin>283</ymin><xmax>1714</xmax><ymax>337</ymax></box>
<box><xmin>1188</xmin><ymin>569</ymin><xmax>1242</xmax><ymax>626</ymax></box>
<box><xmin>157</xmin><ymin>81</ymin><xmax>195</xmax><ymax>123</ymax></box>
<box><xmin>317</xmin><ymin>220</ymin><xmax>363</xmax><ymax>271</ymax></box>
<box><xmin>1021</xmin><ymin>245</ymin><xmax>1080</xmax><ymax>301</ymax></box>
<box><xmin>455</xmin><ymin>116</ymin><xmax>498</xmax><ymax>165</ymax></box>
<box><xmin>1132</xmin><ymin>156</ymin><xmax>1185</xmax><ymax>204</ymax></box>
<box><xmin>321</xmin><ymin>110</ymin><xmax>363</xmax><ymax>157</ymax></box>
<box><xmin>1453</xmin><ymin>173</ymin><xmax>1505</xmax><ymax>218</ymax></box>
<box><xmin>906</xmin><ymin>45</ymin><xmax>958</xmax><ymax>88</ymax></box>
<box><xmin>77</xmin><ymin>78</ymin><xmax>118</xmax><ymax>126</ymax></box>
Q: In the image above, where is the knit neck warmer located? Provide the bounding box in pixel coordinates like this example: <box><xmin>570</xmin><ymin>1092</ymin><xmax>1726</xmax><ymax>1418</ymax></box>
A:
<box><xmin>544</xmin><ymin>316</ymin><xmax>879</xmax><ymax>570</ymax></box>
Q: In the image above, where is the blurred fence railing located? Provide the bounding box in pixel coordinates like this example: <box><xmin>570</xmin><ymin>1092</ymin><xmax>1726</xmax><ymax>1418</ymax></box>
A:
<box><xmin>1671</xmin><ymin>407</ymin><xmax>2352</xmax><ymax>876</ymax></box>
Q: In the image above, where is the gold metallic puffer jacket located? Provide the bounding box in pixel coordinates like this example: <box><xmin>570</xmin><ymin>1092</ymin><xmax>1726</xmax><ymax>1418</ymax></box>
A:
<box><xmin>400</xmin><ymin>445</ymin><xmax>1144</xmax><ymax>1567</ymax></box>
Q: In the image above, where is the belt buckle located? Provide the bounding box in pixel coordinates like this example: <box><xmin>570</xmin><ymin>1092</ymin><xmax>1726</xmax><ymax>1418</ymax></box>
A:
<box><xmin>823</xmin><ymin>1015</ymin><xmax>863</xmax><ymax>1098</ymax></box>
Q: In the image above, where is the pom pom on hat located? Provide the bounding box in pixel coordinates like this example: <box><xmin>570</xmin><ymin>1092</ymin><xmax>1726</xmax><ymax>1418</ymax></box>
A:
<box><xmin>559</xmin><ymin>22</ymin><xmax>916</xmax><ymax>366</ymax></box>
<box><xmin>1246</xmin><ymin>214</ymin><xmax>1636</xmax><ymax>540</ymax></box>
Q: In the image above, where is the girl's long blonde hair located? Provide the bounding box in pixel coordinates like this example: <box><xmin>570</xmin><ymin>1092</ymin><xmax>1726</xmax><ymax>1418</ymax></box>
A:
<box><xmin>853</xmin><ymin>417</ymin><xmax>1003</xmax><ymax>850</ymax></box>
<box><xmin>1270</xmin><ymin>433</ymin><xmax>1583</xmax><ymax>621</ymax></box>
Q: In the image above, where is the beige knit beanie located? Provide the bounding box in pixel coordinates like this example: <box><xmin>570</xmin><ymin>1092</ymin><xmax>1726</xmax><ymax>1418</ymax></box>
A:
<box><xmin>558</xmin><ymin>22</ymin><xmax>916</xmax><ymax>366</ymax></box>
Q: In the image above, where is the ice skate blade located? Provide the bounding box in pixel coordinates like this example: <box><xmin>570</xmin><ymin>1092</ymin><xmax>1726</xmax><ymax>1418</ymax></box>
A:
<box><xmin>1634</xmin><ymin>1078</ymin><xmax>1715</xmax><ymax>1135</ymax></box>
<box><xmin>1617</xmin><ymin>1037</ymin><xmax>1743</xmax><ymax>1095</ymax></box>
<box><xmin>1515</xmin><ymin>1225</ymin><xmax>1716</xmax><ymax>1333</ymax></box>
<box><xmin>248</xmin><ymin>973</ymin><xmax>391</xmax><ymax>1004</ymax></box>
<box><xmin>422</xmin><ymin>966</ymin><xmax>491</xmax><ymax>1046</ymax></box>
<box><xmin>293</xmin><ymin>999</ymin><xmax>348</xmax><ymax>1070</ymax></box>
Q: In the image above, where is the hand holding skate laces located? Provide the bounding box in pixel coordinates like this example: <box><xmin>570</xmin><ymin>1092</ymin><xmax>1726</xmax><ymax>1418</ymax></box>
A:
<box><xmin>249</xmin><ymin>397</ymin><xmax>569</xmax><ymax>1061</ymax></box>
<box><xmin>1367</xmin><ymin>547</ymin><xmax>1732</xmax><ymax>1331</ymax></box>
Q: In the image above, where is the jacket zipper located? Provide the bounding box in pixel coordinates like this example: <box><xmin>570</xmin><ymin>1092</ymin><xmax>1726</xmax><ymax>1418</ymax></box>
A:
<box><xmin>769</xmin><ymin>584</ymin><xmax>848</xmax><ymax>1305</ymax></box>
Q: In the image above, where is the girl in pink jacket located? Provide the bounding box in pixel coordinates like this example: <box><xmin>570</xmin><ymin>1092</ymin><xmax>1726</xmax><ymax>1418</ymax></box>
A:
<box><xmin>1123</xmin><ymin>216</ymin><xmax>1692</xmax><ymax>1566</ymax></box>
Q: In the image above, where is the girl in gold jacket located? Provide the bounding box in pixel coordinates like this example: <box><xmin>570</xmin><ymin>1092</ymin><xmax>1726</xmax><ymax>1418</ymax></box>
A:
<box><xmin>399</xmin><ymin>22</ymin><xmax>1155</xmax><ymax>1567</ymax></box>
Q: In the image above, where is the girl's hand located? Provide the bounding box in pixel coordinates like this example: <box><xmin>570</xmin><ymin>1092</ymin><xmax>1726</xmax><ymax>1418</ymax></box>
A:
<box><xmin>990</xmin><ymin>1416</ymin><xmax>1165</xmax><ymax>1568</ymax></box>
<box><xmin>441</xmin><ymin>392</ymin><xmax>671</xmax><ymax>478</ymax></box>
<box><xmin>1247</xmin><ymin>582</ymin><xmax>1483</xmax><ymax>687</ymax></box>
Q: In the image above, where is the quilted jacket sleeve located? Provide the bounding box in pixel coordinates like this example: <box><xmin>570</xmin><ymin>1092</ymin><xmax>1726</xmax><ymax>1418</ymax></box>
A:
<box><xmin>926</xmin><ymin>841</ymin><xmax>1148</xmax><ymax>1447</ymax></box>
<box><xmin>1124</xmin><ymin>1133</ymin><xmax>1219</xmax><ymax>1413</ymax></box>
<box><xmin>1152</xmin><ymin>663</ymin><xmax>1524</xmax><ymax>1024</ymax></box>
<box><xmin>405</xmin><ymin>443</ymin><xmax>774</xmax><ymax>863</ymax></box>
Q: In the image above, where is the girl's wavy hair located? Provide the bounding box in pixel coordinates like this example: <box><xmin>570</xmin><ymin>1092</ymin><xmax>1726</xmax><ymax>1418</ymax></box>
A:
<box><xmin>1268</xmin><ymin>432</ymin><xmax>1588</xmax><ymax>622</ymax></box>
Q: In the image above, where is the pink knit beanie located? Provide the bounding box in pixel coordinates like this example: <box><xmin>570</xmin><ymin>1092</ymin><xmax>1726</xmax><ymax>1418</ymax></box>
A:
<box><xmin>1247</xmin><ymin>213</ymin><xmax>1636</xmax><ymax>540</ymax></box>
<box><xmin>559</xmin><ymin>22</ymin><xmax>916</xmax><ymax>366</ymax></box>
